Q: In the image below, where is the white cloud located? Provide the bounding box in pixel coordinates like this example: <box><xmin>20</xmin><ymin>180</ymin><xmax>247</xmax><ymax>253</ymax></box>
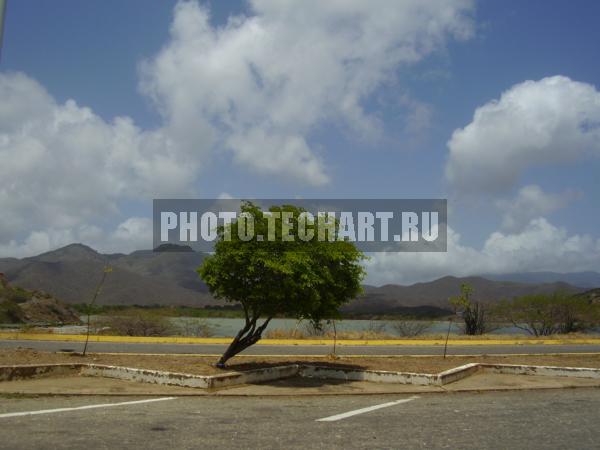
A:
<box><xmin>0</xmin><ymin>218</ymin><xmax>153</xmax><ymax>258</ymax></box>
<box><xmin>141</xmin><ymin>0</ymin><xmax>475</xmax><ymax>185</ymax></box>
<box><xmin>365</xmin><ymin>218</ymin><xmax>600</xmax><ymax>286</ymax></box>
<box><xmin>0</xmin><ymin>73</ymin><xmax>198</xmax><ymax>243</ymax></box>
<box><xmin>0</xmin><ymin>72</ymin><xmax>199</xmax><ymax>257</ymax></box>
<box><xmin>108</xmin><ymin>217</ymin><xmax>154</xmax><ymax>253</ymax></box>
<box><xmin>445</xmin><ymin>76</ymin><xmax>600</xmax><ymax>194</ymax></box>
<box><xmin>404</xmin><ymin>98</ymin><xmax>434</xmax><ymax>137</ymax></box>
<box><xmin>0</xmin><ymin>1</ymin><xmax>476</xmax><ymax>257</ymax></box>
<box><xmin>497</xmin><ymin>184</ymin><xmax>580</xmax><ymax>232</ymax></box>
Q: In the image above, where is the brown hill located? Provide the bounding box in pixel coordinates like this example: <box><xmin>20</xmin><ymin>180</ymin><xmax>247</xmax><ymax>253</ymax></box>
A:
<box><xmin>0</xmin><ymin>244</ymin><xmax>216</xmax><ymax>307</ymax></box>
<box><xmin>0</xmin><ymin>245</ymin><xmax>585</xmax><ymax>313</ymax></box>
<box><xmin>0</xmin><ymin>273</ymin><xmax>81</xmax><ymax>324</ymax></box>
<box><xmin>342</xmin><ymin>276</ymin><xmax>583</xmax><ymax>315</ymax></box>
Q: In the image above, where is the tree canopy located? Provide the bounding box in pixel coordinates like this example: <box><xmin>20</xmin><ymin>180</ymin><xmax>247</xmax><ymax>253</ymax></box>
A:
<box><xmin>198</xmin><ymin>201</ymin><xmax>366</xmax><ymax>366</ymax></box>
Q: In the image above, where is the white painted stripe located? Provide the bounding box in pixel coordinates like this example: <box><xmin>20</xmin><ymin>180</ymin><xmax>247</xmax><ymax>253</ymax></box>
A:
<box><xmin>0</xmin><ymin>397</ymin><xmax>176</xmax><ymax>419</ymax></box>
<box><xmin>316</xmin><ymin>396</ymin><xmax>419</xmax><ymax>422</ymax></box>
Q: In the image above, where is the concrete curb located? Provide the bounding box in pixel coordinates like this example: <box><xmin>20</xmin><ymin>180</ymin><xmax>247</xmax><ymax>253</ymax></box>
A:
<box><xmin>2</xmin><ymin>362</ymin><xmax>600</xmax><ymax>391</ymax></box>
<box><xmin>479</xmin><ymin>363</ymin><xmax>600</xmax><ymax>380</ymax></box>
<box><xmin>0</xmin><ymin>363</ymin><xmax>301</xmax><ymax>390</ymax></box>
<box><xmin>436</xmin><ymin>363</ymin><xmax>480</xmax><ymax>385</ymax></box>
<box><xmin>81</xmin><ymin>364</ymin><xmax>300</xmax><ymax>389</ymax></box>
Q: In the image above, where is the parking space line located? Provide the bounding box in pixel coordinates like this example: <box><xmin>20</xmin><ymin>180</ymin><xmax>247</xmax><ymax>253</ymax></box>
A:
<box><xmin>0</xmin><ymin>397</ymin><xmax>176</xmax><ymax>419</ymax></box>
<box><xmin>316</xmin><ymin>396</ymin><xmax>419</xmax><ymax>422</ymax></box>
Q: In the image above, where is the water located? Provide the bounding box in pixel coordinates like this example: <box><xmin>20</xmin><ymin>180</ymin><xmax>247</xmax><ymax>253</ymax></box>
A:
<box><xmin>170</xmin><ymin>317</ymin><xmax>534</xmax><ymax>337</ymax></box>
<box><xmin>25</xmin><ymin>316</ymin><xmax>599</xmax><ymax>337</ymax></box>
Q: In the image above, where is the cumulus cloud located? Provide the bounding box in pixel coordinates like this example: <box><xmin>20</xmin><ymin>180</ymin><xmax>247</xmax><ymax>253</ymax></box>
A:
<box><xmin>0</xmin><ymin>72</ymin><xmax>198</xmax><ymax>245</ymax></box>
<box><xmin>445</xmin><ymin>76</ymin><xmax>600</xmax><ymax>194</ymax></box>
<box><xmin>141</xmin><ymin>0</ymin><xmax>475</xmax><ymax>185</ymax></box>
<box><xmin>0</xmin><ymin>218</ymin><xmax>153</xmax><ymax>258</ymax></box>
<box><xmin>365</xmin><ymin>218</ymin><xmax>600</xmax><ymax>286</ymax></box>
<box><xmin>497</xmin><ymin>184</ymin><xmax>581</xmax><ymax>232</ymax></box>
<box><xmin>0</xmin><ymin>1</ymin><xmax>476</xmax><ymax>257</ymax></box>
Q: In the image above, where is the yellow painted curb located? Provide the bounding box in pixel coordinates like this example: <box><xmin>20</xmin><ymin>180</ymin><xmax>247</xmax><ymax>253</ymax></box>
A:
<box><xmin>2</xmin><ymin>332</ymin><xmax>600</xmax><ymax>346</ymax></box>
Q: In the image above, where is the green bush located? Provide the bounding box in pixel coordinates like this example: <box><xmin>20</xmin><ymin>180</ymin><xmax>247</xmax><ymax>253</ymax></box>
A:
<box><xmin>0</xmin><ymin>300</ymin><xmax>24</xmax><ymax>324</ymax></box>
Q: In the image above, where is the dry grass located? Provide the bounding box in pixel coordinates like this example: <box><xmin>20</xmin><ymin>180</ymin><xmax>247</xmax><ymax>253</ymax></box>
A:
<box><xmin>263</xmin><ymin>328</ymin><xmax>597</xmax><ymax>340</ymax></box>
<box><xmin>264</xmin><ymin>328</ymin><xmax>398</xmax><ymax>340</ymax></box>
<box><xmin>2</xmin><ymin>348</ymin><xmax>600</xmax><ymax>376</ymax></box>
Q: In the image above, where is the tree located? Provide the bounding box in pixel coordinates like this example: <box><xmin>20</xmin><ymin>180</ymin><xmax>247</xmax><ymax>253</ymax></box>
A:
<box><xmin>450</xmin><ymin>283</ymin><xmax>491</xmax><ymax>335</ymax></box>
<box><xmin>198</xmin><ymin>202</ymin><xmax>366</xmax><ymax>367</ymax></box>
<box><xmin>497</xmin><ymin>292</ymin><xmax>599</xmax><ymax>336</ymax></box>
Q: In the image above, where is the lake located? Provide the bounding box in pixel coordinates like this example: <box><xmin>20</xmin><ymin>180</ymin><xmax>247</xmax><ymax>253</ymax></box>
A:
<box><xmin>170</xmin><ymin>317</ymin><xmax>540</xmax><ymax>337</ymax></box>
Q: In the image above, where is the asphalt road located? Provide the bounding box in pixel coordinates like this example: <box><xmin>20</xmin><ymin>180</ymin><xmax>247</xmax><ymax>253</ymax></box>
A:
<box><xmin>1</xmin><ymin>389</ymin><xmax>599</xmax><ymax>449</ymax></box>
<box><xmin>2</xmin><ymin>339</ymin><xmax>600</xmax><ymax>355</ymax></box>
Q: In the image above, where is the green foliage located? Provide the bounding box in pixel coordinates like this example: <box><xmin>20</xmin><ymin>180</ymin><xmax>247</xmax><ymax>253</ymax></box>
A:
<box><xmin>497</xmin><ymin>292</ymin><xmax>600</xmax><ymax>336</ymax></box>
<box><xmin>198</xmin><ymin>201</ymin><xmax>366</xmax><ymax>365</ymax></box>
<box><xmin>7</xmin><ymin>287</ymin><xmax>33</xmax><ymax>304</ymax></box>
<box><xmin>0</xmin><ymin>299</ymin><xmax>23</xmax><ymax>324</ymax></box>
<box><xmin>199</xmin><ymin>201</ymin><xmax>366</xmax><ymax>326</ymax></box>
<box><xmin>0</xmin><ymin>283</ymin><xmax>33</xmax><ymax>305</ymax></box>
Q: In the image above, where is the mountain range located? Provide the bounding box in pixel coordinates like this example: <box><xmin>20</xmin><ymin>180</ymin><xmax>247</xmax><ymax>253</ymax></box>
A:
<box><xmin>0</xmin><ymin>244</ymin><xmax>216</xmax><ymax>307</ymax></box>
<box><xmin>0</xmin><ymin>244</ymin><xmax>596</xmax><ymax>314</ymax></box>
<box><xmin>479</xmin><ymin>271</ymin><xmax>600</xmax><ymax>289</ymax></box>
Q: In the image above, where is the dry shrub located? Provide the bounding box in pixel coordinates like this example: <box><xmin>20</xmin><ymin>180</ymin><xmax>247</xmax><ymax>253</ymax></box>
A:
<box><xmin>391</xmin><ymin>319</ymin><xmax>432</xmax><ymax>337</ymax></box>
<box><xmin>95</xmin><ymin>310</ymin><xmax>174</xmax><ymax>337</ymax></box>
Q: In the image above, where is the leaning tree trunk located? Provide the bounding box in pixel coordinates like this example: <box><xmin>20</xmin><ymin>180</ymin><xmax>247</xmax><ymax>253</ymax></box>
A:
<box><xmin>216</xmin><ymin>317</ymin><xmax>272</xmax><ymax>368</ymax></box>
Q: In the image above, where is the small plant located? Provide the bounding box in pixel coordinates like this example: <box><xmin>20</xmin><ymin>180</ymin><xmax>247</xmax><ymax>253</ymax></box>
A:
<box><xmin>450</xmin><ymin>283</ymin><xmax>492</xmax><ymax>335</ymax></box>
<box><xmin>367</xmin><ymin>320</ymin><xmax>386</xmax><ymax>334</ymax></box>
<box><xmin>175</xmin><ymin>318</ymin><xmax>215</xmax><ymax>337</ymax></box>
<box><xmin>302</xmin><ymin>321</ymin><xmax>328</xmax><ymax>337</ymax></box>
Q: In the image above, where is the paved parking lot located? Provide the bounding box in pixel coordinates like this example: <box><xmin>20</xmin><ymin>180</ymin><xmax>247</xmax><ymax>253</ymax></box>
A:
<box><xmin>1</xmin><ymin>388</ymin><xmax>599</xmax><ymax>449</ymax></box>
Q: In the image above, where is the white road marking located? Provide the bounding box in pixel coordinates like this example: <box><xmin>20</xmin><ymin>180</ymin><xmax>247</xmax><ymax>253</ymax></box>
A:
<box><xmin>316</xmin><ymin>396</ymin><xmax>419</xmax><ymax>422</ymax></box>
<box><xmin>0</xmin><ymin>397</ymin><xmax>176</xmax><ymax>419</ymax></box>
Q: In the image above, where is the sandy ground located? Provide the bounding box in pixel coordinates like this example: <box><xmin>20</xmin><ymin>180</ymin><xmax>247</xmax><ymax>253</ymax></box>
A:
<box><xmin>3</xmin><ymin>348</ymin><xmax>600</xmax><ymax>375</ymax></box>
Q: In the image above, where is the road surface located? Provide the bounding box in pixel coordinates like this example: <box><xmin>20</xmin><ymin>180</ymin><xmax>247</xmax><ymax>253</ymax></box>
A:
<box><xmin>1</xmin><ymin>389</ymin><xmax>599</xmax><ymax>449</ymax></box>
<box><xmin>2</xmin><ymin>338</ymin><xmax>600</xmax><ymax>355</ymax></box>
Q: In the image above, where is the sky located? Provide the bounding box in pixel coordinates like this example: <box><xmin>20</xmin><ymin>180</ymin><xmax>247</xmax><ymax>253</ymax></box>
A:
<box><xmin>1</xmin><ymin>0</ymin><xmax>599</xmax><ymax>285</ymax></box>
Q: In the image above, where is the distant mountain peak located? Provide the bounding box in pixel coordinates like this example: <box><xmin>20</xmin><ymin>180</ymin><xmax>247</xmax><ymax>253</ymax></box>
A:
<box><xmin>60</xmin><ymin>243</ymin><xmax>98</xmax><ymax>253</ymax></box>
<box><xmin>479</xmin><ymin>271</ymin><xmax>600</xmax><ymax>289</ymax></box>
<box><xmin>154</xmin><ymin>243</ymin><xmax>195</xmax><ymax>253</ymax></box>
<box><xmin>33</xmin><ymin>243</ymin><xmax>103</xmax><ymax>262</ymax></box>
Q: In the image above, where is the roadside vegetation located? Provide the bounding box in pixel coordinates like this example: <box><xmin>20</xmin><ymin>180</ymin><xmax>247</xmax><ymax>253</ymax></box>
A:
<box><xmin>496</xmin><ymin>291</ymin><xmax>600</xmax><ymax>336</ymax></box>
<box><xmin>92</xmin><ymin>309</ymin><xmax>215</xmax><ymax>337</ymax></box>
<box><xmin>450</xmin><ymin>283</ymin><xmax>600</xmax><ymax>337</ymax></box>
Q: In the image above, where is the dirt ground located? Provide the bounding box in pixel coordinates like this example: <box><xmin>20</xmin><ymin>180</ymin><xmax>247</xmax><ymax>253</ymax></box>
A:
<box><xmin>3</xmin><ymin>348</ymin><xmax>600</xmax><ymax>375</ymax></box>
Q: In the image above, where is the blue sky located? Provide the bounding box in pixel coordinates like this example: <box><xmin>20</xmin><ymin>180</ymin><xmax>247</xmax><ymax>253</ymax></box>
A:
<box><xmin>1</xmin><ymin>0</ymin><xmax>599</xmax><ymax>284</ymax></box>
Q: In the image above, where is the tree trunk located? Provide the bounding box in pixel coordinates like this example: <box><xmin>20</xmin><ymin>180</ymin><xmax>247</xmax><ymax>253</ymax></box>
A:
<box><xmin>216</xmin><ymin>317</ymin><xmax>272</xmax><ymax>368</ymax></box>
